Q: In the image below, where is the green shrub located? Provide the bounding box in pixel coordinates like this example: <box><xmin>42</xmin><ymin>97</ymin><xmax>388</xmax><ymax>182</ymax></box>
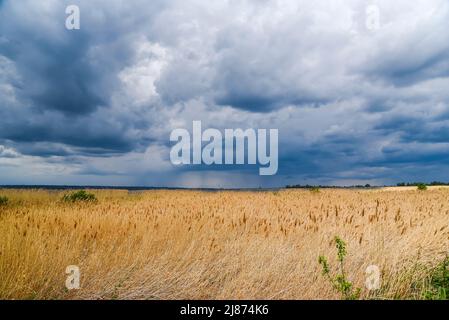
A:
<box><xmin>310</xmin><ymin>187</ymin><xmax>320</xmax><ymax>193</ymax></box>
<box><xmin>62</xmin><ymin>190</ymin><xmax>97</xmax><ymax>203</ymax></box>
<box><xmin>424</xmin><ymin>257</ymin><xmax>449</xmax><ymax>300</ymax></box>
<box><xmin>318</xmin><ymin>237</ymin><xmax>361</xmax><ymax>300</ymax></box>
<box><xmin>417</xmin><ymin>184</ymin><xmax>427</xmax><ymax>191</ymax></box>
<box><xmin>0</xmin><ymin>196</ymin><xmax>8</xmax><ymax>206</ymax></box>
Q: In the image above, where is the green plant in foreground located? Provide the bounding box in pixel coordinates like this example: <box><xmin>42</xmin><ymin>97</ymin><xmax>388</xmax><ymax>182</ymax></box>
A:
<box><xmin>62</xmin><ymin>190</ymin><xmax>97</xmax><ymax>203</ymax></box>
<box><xmin>424</xmin><ymin>257</ymin><xmax>449</xmax><ymax>300</ymax></box>
<box><xmin>417</xmin><ymin>183</ymin><xmax>427</xmax><ymax>191</ymax></box>
<box><xmin>319</xmin><ymin>237</ymin><xmax>361</xmax><ymax>300</ymax></box>
<box><xmin>0</xmin><ymin>196</ymin><xmax>8</xmax><ymax>206</ymax></box>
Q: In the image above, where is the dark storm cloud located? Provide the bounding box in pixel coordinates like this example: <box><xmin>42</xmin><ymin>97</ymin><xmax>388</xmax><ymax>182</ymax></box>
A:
<box><xmin>0</xmin><ymin>0</ymin><xmax>166</xmax><ymax>157</ymax></box>
<box><xmin>376</xmin><ymin>144</ymin><xmax>449</xmax><ymax>167</ymax></box>
<box><xmin>3</xmin><ymin>33</ymin><xmax>107</xmax><ymax>115</ymax></box>
<box><xmin>1</xmin><ymin>0</ymin><xmax>449</xmax><ymax>187</ymax></box>
<box><xmin>1</xmin><ymin>10</ymin><xmax>105</xmax><ymax>116</ymax></box>
<box><xmin>0</xmin><ymin>109</ymin><xmax>139</xmax><ymax>155</ymax></box>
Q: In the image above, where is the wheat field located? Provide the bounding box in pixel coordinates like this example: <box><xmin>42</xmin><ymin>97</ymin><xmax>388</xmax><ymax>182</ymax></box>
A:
<box><xmin>0</xmin><ymin>188</ymin><xmax>448</xmax><ymax>300</ymax></box>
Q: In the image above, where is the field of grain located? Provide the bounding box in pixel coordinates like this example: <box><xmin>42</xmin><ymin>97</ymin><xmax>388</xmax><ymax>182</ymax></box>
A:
<box><xmin>0</xmin><ymin>188</ymin><xmax>448</xmax><ymax>300</ymax></box>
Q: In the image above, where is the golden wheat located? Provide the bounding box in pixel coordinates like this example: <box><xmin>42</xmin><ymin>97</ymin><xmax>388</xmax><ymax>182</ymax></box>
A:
<box><xmin>0</xmin><ymin>188</ymin><xmax>448</xmax><ymax>299</ymax></box>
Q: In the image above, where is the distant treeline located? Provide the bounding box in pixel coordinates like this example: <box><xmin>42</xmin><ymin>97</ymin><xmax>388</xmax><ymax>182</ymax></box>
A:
<box><xmin>287</xmin><ymin>182</ymin><xmax>449</xmax><ymax>189</ymax></box>
<box><xmin>286</xmin><ymin>184</ymin><xmax>373</xmax><ymax>189</ymax></box>
<box><xmin>396</xmin><ymin>182</ymin><xmax>449</xmax><ymax>187</ymax></box>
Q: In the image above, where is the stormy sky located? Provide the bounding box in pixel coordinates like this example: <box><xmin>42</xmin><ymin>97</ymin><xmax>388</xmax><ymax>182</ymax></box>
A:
<box><xmin>1</xmin><ymin>0</ymin><xmax>449</xmax><ymax>188</ymax></box>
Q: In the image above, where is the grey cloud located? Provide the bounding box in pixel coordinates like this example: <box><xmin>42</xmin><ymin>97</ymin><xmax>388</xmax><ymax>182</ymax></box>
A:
<box><xmin>1</xmin><ymin>0</ymin><xmax>449</xmax><ymax>187</ymax></box>
<box><xmin>0</xmin><ymin>145</ymin><xmax>18</xmax><ymax>158</ymax></box>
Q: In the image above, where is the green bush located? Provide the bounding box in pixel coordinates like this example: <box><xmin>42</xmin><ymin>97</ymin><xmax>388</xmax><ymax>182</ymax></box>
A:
<box><xmin>309</xmin><ymin>187</ymin><xmax>320</xmax><ymax>193</ymax></box>
<box><xmin>62</xmin><ymin>190</ymin><xmax>97</xmax><ymax>203</ymax></box>
<box><xmin>417</xmin><ymin>184</ymin><xmax>427</xmax><ymax>191</ymax></box>
<box><xmin>424</xmin><ymin>257</ymin><xmax>449</xmax><ymax>300</ymax></box>
<box><xmin>0</xmin><ymin>196</ymin><xmax>8</xmax><ymax>206</ymax></box>
<box><xmin>318</xmin><ymin>237</ymin><xmax>361</xmax><ymax>300</ymax></box>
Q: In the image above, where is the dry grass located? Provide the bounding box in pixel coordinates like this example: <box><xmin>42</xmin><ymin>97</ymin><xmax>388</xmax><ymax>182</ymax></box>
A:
<box><xmin>0</xmin><ymin>188</ymin><xmax>448</xmax><ymax>300</ymax></box>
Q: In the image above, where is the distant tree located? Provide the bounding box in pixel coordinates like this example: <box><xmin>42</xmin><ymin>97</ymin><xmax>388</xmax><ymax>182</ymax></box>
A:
<box><xmin>309</xmin><ymin>187</ymin><xmax>320</xmax><ymax>193</ymax></box>
<box><xmin>417</xmin><ymin>183</ymin><xmax>427</xmax><ymax>191</ymax></box>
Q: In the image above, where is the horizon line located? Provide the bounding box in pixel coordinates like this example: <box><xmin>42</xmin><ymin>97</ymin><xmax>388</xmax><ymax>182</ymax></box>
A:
<box><xmin>1</xmin><ymin>183</ymin><xmax>444</xmax><ymax>191</ymax></box>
